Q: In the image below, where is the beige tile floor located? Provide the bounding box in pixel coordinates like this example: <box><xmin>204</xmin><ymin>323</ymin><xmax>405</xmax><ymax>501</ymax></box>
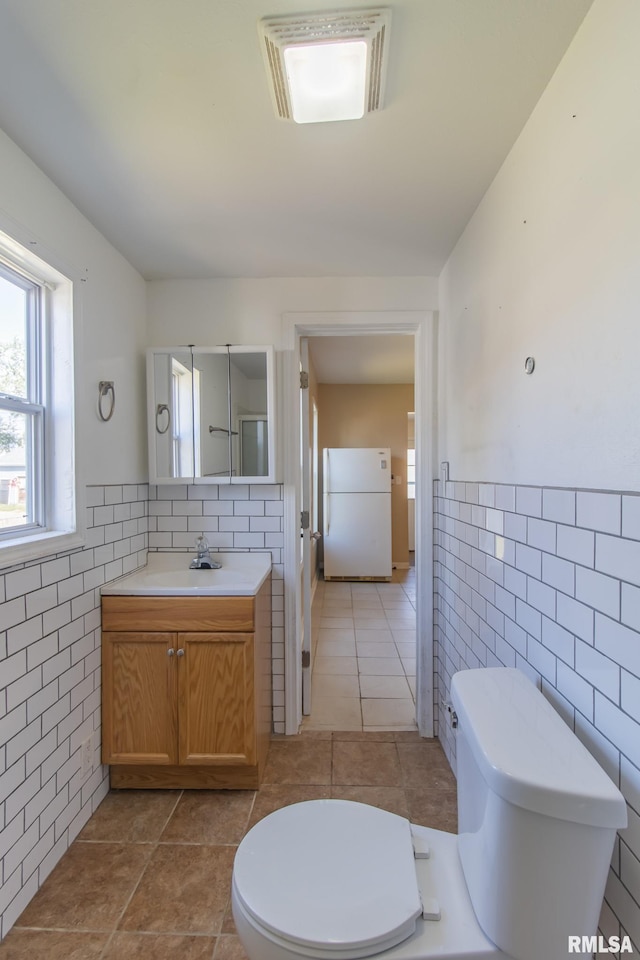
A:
<box><xmin>0</xmin><ymin>732</ymin><xmax>457</xmax><ymax>960</ymax></box>
<box><xmin>304</xmin><ymin>565</ymin><xmax>417</xmax><ymax>732</ymax></box>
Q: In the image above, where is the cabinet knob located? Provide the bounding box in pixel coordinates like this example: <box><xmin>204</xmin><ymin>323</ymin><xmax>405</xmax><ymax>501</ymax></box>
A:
<box><xmin>167</xmin><ymin>648</ymin><xmax>175</xmax><ymax>656</ymax></box>
<box><xmin>177</xmin><ymin>649</ymin><xmax>185</xmax><ymax>657</ymax></box>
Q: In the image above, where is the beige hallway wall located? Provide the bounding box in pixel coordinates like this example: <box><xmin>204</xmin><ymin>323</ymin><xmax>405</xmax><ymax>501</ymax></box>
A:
<box><xmin>318</xmin><ymin>383</ymin><xmax>414</xmax><ymax>567</ymax></box>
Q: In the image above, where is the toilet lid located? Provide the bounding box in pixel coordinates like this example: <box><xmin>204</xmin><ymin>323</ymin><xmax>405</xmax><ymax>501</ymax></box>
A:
<box><xmin>233</xmin><ymin>800</ymin><xmax>422</xmax><ymax>959</ymax></box>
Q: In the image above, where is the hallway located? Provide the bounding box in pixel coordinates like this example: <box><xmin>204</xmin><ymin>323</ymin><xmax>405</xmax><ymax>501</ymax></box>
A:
<box><xmin>302</xmin><ymin>567</ymin><xmax>417</xmax><ymax>732</ymax></box>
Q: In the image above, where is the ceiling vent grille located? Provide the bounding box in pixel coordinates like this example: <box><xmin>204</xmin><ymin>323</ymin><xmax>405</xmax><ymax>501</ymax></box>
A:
<box><xmin>259</xmin><ymin>8</ymin><xmax>391</xmax><ymax>122</ymax></box>
<box><xmin>263</xmin><ymin>36</ymin><xmax>291</xmax><ymax>119</ymax></box>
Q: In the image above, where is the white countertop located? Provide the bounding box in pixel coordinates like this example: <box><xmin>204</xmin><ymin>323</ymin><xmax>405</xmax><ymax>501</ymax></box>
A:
<box><xmin>101</xmin><ymin>551</ymin><xmax>271</xmax><ymax>597</ymax></box>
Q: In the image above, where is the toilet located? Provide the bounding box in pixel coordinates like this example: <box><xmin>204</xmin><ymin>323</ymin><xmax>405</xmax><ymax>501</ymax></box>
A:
<box><xmin>232</xmin><ymin>668</ymin><xmax>627</xmax><ymax>960</ymax></box>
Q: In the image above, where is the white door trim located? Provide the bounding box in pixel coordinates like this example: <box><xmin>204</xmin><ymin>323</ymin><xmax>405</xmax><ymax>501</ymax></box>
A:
<box><xmin>281</xmin><ymin>311</ymin><xmax>437</xmax><ymax>737</ymax></box>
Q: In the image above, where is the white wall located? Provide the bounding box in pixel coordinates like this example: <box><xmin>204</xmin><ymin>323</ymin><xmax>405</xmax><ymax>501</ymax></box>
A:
<box><xmin>0</xmin><ymin>129</ymin><xmax>147</xmax><ymax>938</ymax></box>
<box><xmin>147</xmin><ymin>276</ymin><xmax>437</xmax><ymax>347</ymax></box>
<box><xmin>0</xmin><ymin>129</ymin><xmax>147</xmax><ymax>486</ymax></box>
<box><xmin>437</xmin><ymin>0</ymin><xmax>640</xmax><ymax>948</ymax></box>
<box><xmin>438</xmin><ymin>0</ymin><xmax>640</xmax><ymax>492</ymax></box>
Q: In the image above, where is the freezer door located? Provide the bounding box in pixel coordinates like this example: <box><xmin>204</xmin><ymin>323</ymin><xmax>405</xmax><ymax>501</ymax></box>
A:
<box><xmin>323</xmin><ymin>447</ymin><xmax>391</xmax><ymax>493</ymax></box>
<box><xmin>323</xmin><ymin>492</ymin><xmax>392</xmax><ymax>578</ymax></box>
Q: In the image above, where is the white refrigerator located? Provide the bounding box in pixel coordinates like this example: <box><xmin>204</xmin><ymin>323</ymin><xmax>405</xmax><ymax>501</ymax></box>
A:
<box><xmin>322</xmin><ymin>447</ymin><xmax>392</xmax><ymax>580</ymax></box>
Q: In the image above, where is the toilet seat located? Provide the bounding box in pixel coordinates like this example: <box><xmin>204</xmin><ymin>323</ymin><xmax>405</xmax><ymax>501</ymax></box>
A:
<box><xmin>233</xmin><ymin>800</ymin><xmax>423</xmax><ymax>959</ymax></box>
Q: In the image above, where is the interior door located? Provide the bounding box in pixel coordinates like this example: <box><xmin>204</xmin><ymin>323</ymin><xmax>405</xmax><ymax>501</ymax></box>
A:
<box><xmin>300</xmin><ymin>338</ymin><xmax>313</xmax><ymax>715</ymax></box>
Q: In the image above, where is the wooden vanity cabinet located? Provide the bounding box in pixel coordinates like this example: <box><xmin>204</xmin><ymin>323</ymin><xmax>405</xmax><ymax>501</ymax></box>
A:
<box><xmin>101</xmin><ymin>577</ymin><xmax>271</xmax><ymax>789</ymax></box>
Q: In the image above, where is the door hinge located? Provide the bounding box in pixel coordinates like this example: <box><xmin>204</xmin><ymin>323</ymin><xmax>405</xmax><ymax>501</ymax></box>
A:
<box><xmin>302</xmin><ymin>650</ymin><xmax>311</xmax><ymax>669</ymax></box>
<box><xmin>300</xmin><ymin>370</ymin><xmax>309</xmax><ymax>389</ymax></box>
<box><xmin>300</xmin><ymin>510</ymin><xmax>310</xmax><ymax>530</ymax></box>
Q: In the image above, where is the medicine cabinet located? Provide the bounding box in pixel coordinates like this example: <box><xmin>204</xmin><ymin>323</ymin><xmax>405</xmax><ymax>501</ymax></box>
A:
<box><xmin>147</xmin><ymin>345</ymin><xmax>276</xmax><ymax>484</ymax></box>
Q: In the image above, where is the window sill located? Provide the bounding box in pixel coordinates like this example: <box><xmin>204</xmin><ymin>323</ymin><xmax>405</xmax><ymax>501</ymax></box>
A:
<box><xmin>0</xmin><ymin>529</ymin><xmax>85</xmax><ymax>571</ymax></box>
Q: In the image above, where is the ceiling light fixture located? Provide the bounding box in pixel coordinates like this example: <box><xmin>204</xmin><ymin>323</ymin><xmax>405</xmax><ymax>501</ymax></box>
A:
<box><xmin>258</xmin><ymin>8</ymin><xmax>391</xmax><ymax>124</ymax></box>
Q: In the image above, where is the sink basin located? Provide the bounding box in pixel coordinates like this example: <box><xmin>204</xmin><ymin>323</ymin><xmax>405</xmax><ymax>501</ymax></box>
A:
<box><xmin>101</xmin><ymin>551</ymin><xmax>271</xmax><ymax>596</ymax></box>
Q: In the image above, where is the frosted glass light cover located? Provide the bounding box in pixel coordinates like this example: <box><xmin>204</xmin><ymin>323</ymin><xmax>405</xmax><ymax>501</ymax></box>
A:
<box><xmin>284</xmin><ymin>40</ymin><xmax>367</xmax><ymax>123</ymax></box>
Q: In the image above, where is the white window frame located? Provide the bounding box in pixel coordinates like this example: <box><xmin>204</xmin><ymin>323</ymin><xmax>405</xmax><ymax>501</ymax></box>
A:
<box><xmin>0</xmin><ymin>223</ymin><xmax>83</xmax><ymax>568</ymax></box>
<box><xmin>312</xmin><ymin>400</ymin><xmax>319</xmax><ymax>533</ymax></box>
<box><xmin>171</xmin><ymin>357</ymin><xmax>198</xmax><ymax>478</ymax></box>
<box><xmin>407</xmin><ymin>447</ymin><xmax>416</xmax><ymax>501</ymax></box>
<box><xmin>0</xmin><ymin>263</ymin><xmax>45</xmax><ymax>535</ymax></box>
<box><xmin>407</xmin><ymin>412</ymin><xmax>415</xmax><ymax>500</ymax></box>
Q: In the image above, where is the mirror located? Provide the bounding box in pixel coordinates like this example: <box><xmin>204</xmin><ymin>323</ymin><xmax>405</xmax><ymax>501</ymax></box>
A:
<box><xmin>147</xmin><ymin>346</ymin><xmax>274</xmax><ymax>483</ymax></box>
<box><xmin>151</xmin><ymin>349</ymin><xmax>195</xmax><ymax>481</ymax></box>
<box><xmin>194</xmin><ymin>351</ymin><xmax>230</xmax><ymax>478</ymax></box>
<box><xmin>229</xmin><ymin>351</ymin><xmax>269</xmax><ymax>478</ymax></box>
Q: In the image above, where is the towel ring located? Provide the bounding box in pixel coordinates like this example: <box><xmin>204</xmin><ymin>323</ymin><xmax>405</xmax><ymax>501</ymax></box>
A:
<box><xmin>156</xmin><ymin>403</ymin><xmax>171</xmax><ymax>434</ymax></box>
<box><xmin>98</xmin><ymin>381</ymin><xmax>115</xmax><ymax>422</ymax></box>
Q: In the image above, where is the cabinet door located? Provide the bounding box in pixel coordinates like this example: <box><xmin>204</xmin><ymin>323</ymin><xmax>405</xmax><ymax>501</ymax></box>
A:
<box><xmin>102</xmin><ymin>632</ymin><xmax>178</xmax><ymax>765</ymax></box>
<box><xmin>227</xmin><ymin>347</ymin><xmax>275</xmax><ymax>482</ymax></box>
<box><xmin>177</xmin><ymin>633</ymin><xmax>256</xmax><ymax>765</ymax></box>
<box><xmin>147</xmin><ymin>349</ymin><xmax>198</xmax><ymax>482</ymax></box>
<box><xmin>147</xmin><ymin>345</ymin><xmax>276</xmax><ymax>484</ymax></box>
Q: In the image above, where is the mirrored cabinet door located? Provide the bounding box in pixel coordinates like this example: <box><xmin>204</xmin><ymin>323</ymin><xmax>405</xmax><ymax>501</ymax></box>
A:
<box><xmin>147</xmin><ymin>345</ymin><xmax>275</xmax><ymax>484</ymax></box>
<box><xmin>193</xmin><ymin>350</ymin><xmax>231</xmax><ymax>479</ymax></box>
<box><xmin>228</xmin><ymin>349</ymin><xmax>273</xmax><ymax>480</ymax></box>
<box><xmin>149</xmin><ymin>349</ymin><xmax>197</xmax><ymax>481</ymax></box>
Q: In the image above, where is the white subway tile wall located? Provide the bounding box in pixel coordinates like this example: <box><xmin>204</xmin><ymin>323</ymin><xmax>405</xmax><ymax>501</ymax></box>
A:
<box><xmin>0</xmin><ymin>483</ymin><xmax>148</xmax><ymax>940</ymax></box>
<box><xmin>0</xmin><ymin>480</ymin><xmax>284</xmax><ymax>941</ymax></box>
<box><xmin>148</xmin><ymin>483</ymin><xmax>285</xmax><ymax>733</ymax></box>
<box><xmin>434</xmin><ymin>480</ymin><xmax>640</xmax><ymax>951</ymax></box>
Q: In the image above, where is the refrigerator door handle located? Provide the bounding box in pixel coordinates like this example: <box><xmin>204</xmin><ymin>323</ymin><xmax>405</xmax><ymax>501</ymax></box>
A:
<box><xmin>323</xmin><ymin>447</ymin><xmax>330</xmax><ymax>536</ymax></box>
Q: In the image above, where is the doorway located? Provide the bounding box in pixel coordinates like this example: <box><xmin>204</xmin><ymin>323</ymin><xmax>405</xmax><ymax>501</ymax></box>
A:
<box><xmin>303</xmin><ymin>339</ymin><xmax>417</xmax><ymax>731</ymax></box>
<box><xmin>282</xmin><ymin>312</ymin><xmax>436</xmax><ymax>737</ymax></box>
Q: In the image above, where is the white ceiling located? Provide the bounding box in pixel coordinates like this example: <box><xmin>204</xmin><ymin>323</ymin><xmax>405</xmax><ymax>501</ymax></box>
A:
<box><xmin>0</xmin><ymin>0</ymin><xmax>592</xmax><ymax>281</ymax></box>
<box><xmin>308</xmin><ymin>334</ymin><xmax>414</xmax><ymax>383</ymax></box>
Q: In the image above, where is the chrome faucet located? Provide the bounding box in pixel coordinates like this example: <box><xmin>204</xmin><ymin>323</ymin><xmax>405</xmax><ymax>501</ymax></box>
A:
<box><xmin>189</xmin><ymin>534</ymin><xmax>222</xmax><ymax>569</ymax></box>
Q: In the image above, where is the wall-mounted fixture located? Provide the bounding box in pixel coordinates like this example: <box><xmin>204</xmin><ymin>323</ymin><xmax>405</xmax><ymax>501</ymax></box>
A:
<box><xmin>209</xmin><ymin>425</ymin><xmax>238</xmax><ymax>437</ymax></box>
<box><xmin>156</xmin><ymin>403</ymin><xmax>171</xmax><ymax>434</ymax></box>
<box><xmin>524</xmin><ymin>357</ymin><xmax>536</xmax><ymax>375</ymax></box>
<box><xmin>258</xmin><ymin>8</ymin><xmax>391</xmax><ymax>124</ymax></box>
<box><xmin>98</xmin><ymin>381</ymin><xmax>115</xmax><ymax>421</ymax></box>
<box><xmin>147</xmin><ymin>345</ymin><xmax>276</xmax><ymax>484</ymax></box>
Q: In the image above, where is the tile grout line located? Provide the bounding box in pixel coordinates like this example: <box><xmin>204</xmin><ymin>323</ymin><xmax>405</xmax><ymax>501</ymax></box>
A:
<box><xmin>307</xmin><ymin>572</ymin><xmax>417</xmax><ymax>732</ymax></box>
<box><xmin>212</xmin><ymin>784</ymin><xmax>261</xmax><ymax>955</ymax></box>
<box><xmin>96</xmin><ymin>788</ymin><xmax>185</xmax><ymax>960</ymax></box>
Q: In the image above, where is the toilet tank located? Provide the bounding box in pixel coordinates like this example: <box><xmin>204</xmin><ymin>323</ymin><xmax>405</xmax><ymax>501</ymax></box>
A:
<box><xmin>451</xmin><ymin>668</ymin><xmax>627</xmax><ymax>960</ymax></box>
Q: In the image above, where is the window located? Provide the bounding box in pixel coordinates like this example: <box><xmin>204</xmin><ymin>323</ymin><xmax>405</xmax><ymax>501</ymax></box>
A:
<box><xmin>407</xmin><ymin>447</ymin><xmax>415</xmax><ymax>500</ymax></box>
<box><xmin>0</xmin><ymin>226</ymin><xmax>80</xmax><ymax>566</ymax></box>
<box><xmin>407</xmin><ymin>412</ymin><xmax>415</xmax><ymax>501</ymax></box>
<box><xmin>312</xmin><ymin>400</ymin><xmax>319</xmax><ymax>534</ymax></box>
<box><xmin>171</xmin><ymin>361</ymin><xmax>188</xmax><ymax>476</ymax></box>
<box><xmin>0</xmin><ymin>265</ymin><xmax>44</xmax><ymax>535</ymax></box>
<box><xmin>171</xmin><ymin>357</ymin><xmax>201</xmax><ymax>478</ymax></box>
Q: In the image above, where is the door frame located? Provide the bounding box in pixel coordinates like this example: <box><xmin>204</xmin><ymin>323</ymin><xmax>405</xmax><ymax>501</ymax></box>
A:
<box><xmin>281</xmin><ymin>311</ymin><xmax>437</xmax><ymax>737</ymax></box>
